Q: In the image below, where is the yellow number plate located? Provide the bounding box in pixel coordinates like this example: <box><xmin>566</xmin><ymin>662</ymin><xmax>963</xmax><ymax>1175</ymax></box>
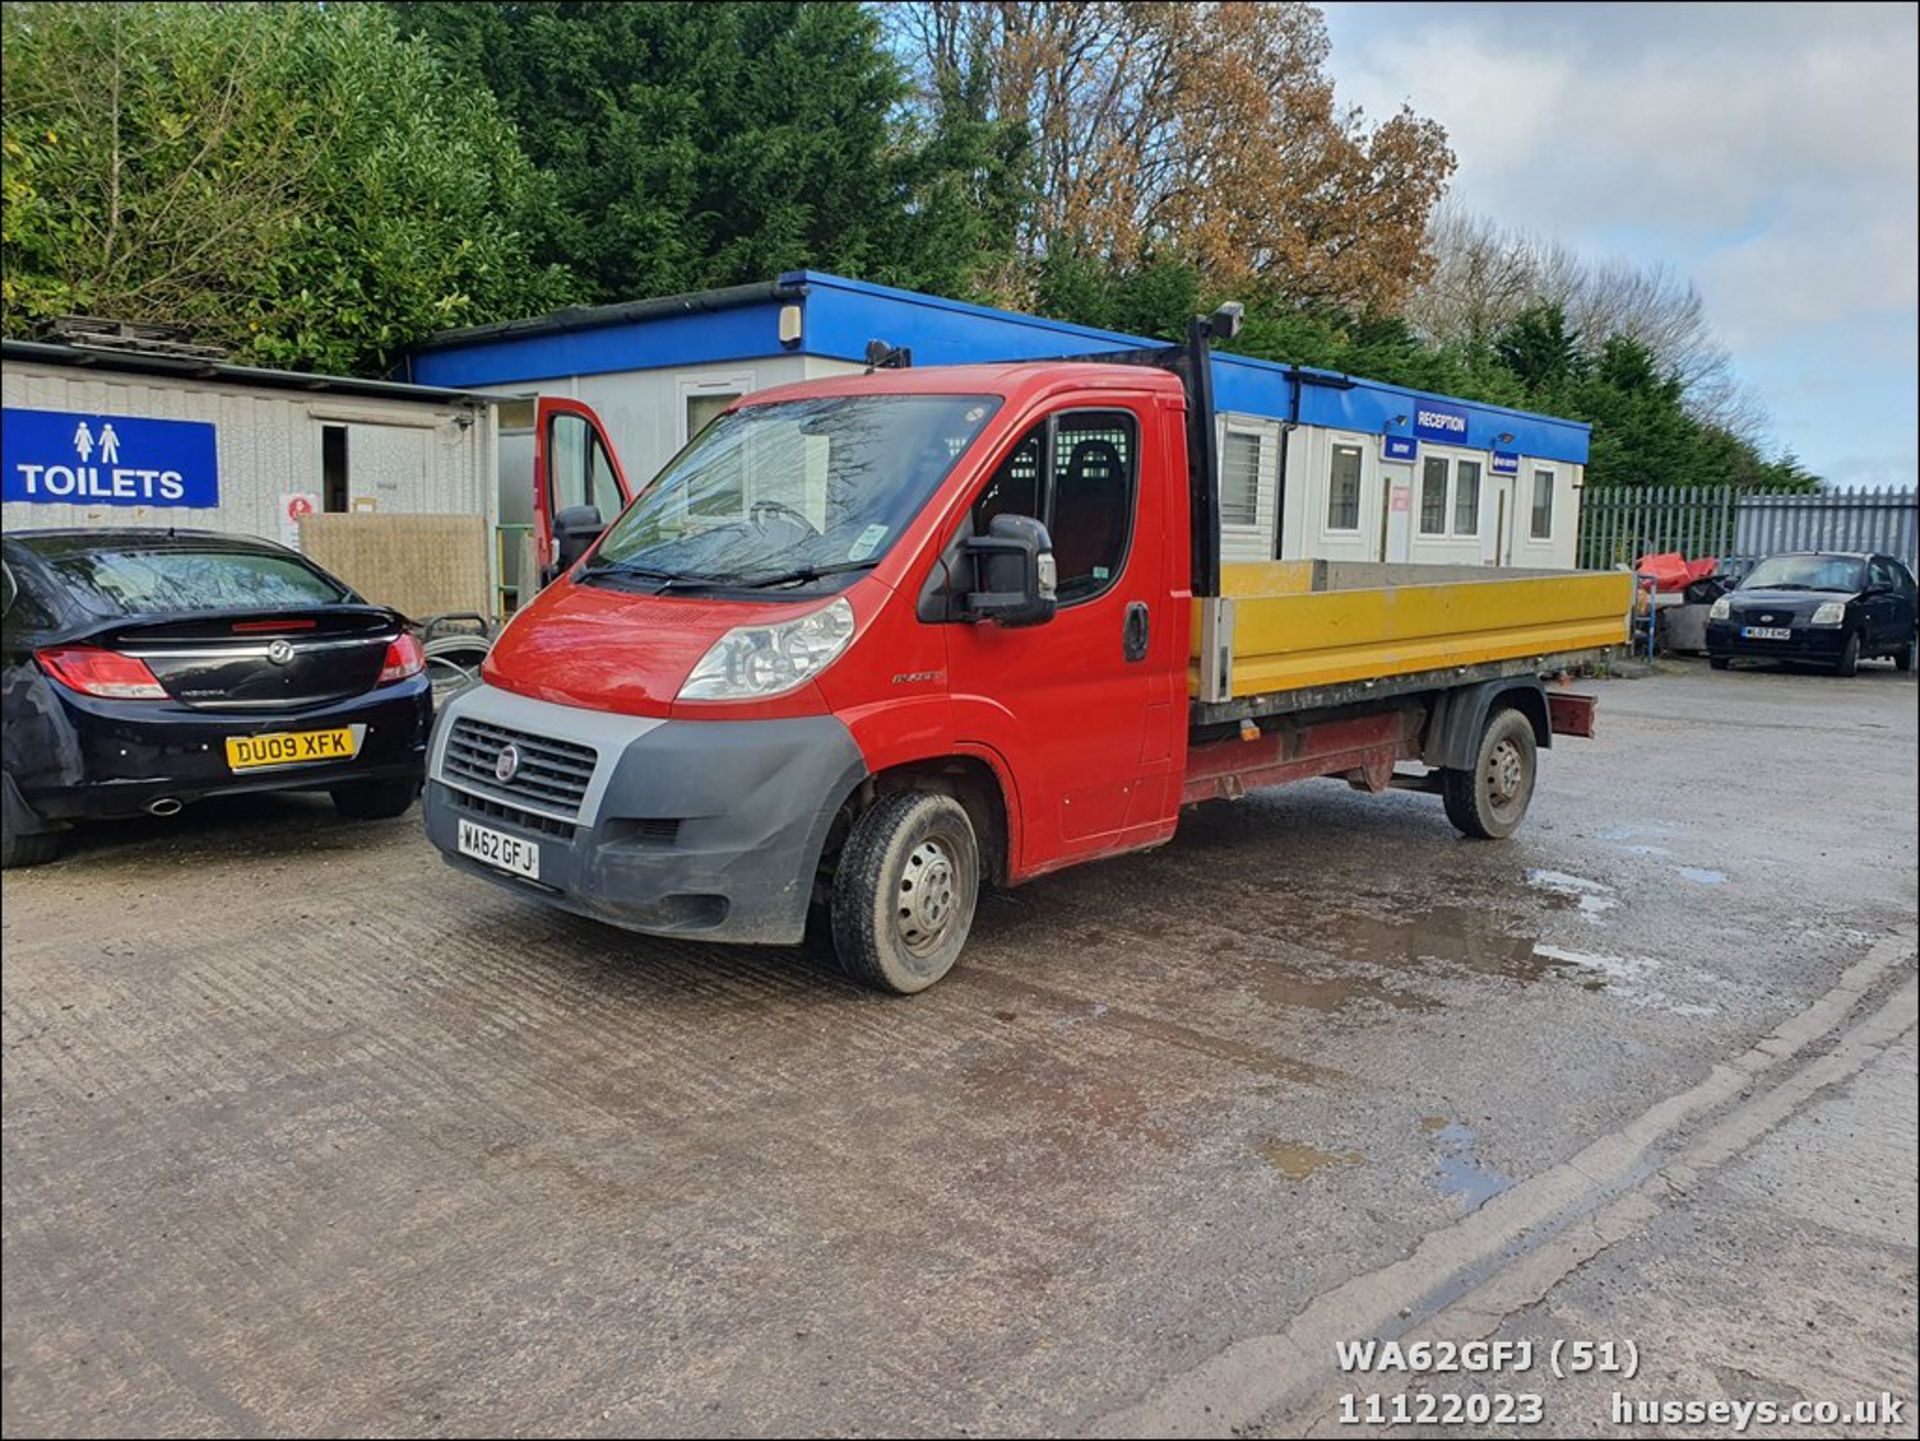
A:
<box><xmin>225</xmin><ymin>727</ymin><xmax>362</xmax><ymax>771</ymax></box>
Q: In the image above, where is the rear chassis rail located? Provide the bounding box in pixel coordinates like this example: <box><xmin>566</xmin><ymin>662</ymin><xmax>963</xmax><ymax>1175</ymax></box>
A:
<box><xmin>1183</xmin><ymin>666</ymin><xmax>1603</xmax><ymax>807</ymax></box>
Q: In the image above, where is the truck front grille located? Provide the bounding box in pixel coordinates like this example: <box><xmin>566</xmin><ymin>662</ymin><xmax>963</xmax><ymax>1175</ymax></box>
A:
<box><xmin>445</xmin><ymin>785</ymin><xmax>577</xmax><ymax>841</ymax></box>
<box><xmin>443</xmin><ymin>717</ymin><xmax>597</xmax><ymax>819</ymax></box>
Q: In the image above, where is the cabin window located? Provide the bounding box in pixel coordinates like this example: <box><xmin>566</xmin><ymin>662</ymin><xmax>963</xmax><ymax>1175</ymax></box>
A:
<box><xmin>1221</xmin><ymin>430</ymin><xmax>1263</xmax><ymax>528</ymax></box>
<box><xmin>1531</xmin><ymin>468</ymin><xmax>1555</xmax><ymax>539</ymax></box>
<box><xmin>1452</xmin><ymin>459</ymin><xmax>1482</xmax><ymax>536</ymax></box>
<box><xmin>1327</xmin><ymin>443</ymin><xmax>1363</xmax><ymax>531</ymax></box>
<box><xmin>1419</xmin><ymin>455</ymin><xmax>1448</xmax><ymax>535</ymax></box>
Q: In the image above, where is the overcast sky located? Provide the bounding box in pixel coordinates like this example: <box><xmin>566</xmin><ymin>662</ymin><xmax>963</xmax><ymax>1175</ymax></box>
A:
<box><xmin>1322</xmin><ymin>1</ymin><xmax>1919</xmax><ymax>490</ymax></box>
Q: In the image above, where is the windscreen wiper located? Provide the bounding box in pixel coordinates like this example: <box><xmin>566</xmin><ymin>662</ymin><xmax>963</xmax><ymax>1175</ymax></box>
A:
<box><xmin>731</xmin><ymin>559</ymin><xmax>882</xmax><ymax>590</ymax></box>
<box><xmin>578</xmin><ymin>560</ymin><xmax>716</xmax><ymax>589</ymax></box>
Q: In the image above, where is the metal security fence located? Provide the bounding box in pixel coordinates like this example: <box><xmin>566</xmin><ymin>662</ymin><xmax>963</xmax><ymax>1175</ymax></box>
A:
<box><xmin>1734</xmin><ymin>487</ymin><xmax>1917</xmax><ymax>567</ymax></box>
<box><xmin>1579</xmin><ymin>485</ymin><xmax>1919</xmax><ymax>571</ymax></box>
<box><xmin>1577</xmin><ymin>486</ymin><xmax>1737</xmax><ymax>570</ymax></box>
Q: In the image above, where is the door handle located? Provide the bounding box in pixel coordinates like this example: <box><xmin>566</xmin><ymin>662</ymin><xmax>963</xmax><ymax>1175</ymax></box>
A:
<box><xmin>1123</xmin><ymin>601</ymin><xmax>1150</xmax><ymax>662</ymax></box>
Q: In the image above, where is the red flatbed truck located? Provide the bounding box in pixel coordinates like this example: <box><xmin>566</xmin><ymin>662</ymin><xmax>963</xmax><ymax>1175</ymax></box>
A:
<box><xmin>424</xmin><ymin>313</ymin><xmax>1630</xmax><ymax>992</ymax></box>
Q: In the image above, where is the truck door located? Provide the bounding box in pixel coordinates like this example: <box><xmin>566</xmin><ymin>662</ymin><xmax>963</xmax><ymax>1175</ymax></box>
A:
<box><xmin>943</xmin><ymin>400</ymin><xmax>1183</xmax><ymax>873</ymax></box>
<box><xmin>533</xmin><ymin>397</ymin><xmax>633</xmax><ymax>579</ymax></box>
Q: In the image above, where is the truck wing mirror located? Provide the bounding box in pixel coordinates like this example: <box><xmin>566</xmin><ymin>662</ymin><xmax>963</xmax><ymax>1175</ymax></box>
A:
<box><xmin>963</xmin><ymin>514</ymin><xmax>1057</xmax><ymax>628</ymax></box>
<box><xmin>554</xmin><ymin>503</ymin><xmax>605</xmax><ymax>574</ymax></box>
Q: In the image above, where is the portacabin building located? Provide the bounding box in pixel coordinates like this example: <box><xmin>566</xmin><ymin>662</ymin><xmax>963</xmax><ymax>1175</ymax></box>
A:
<box><xmin>403</xmin><ymin>271</ymin><xmax>1592</xmax><ymax>600</ymax></box>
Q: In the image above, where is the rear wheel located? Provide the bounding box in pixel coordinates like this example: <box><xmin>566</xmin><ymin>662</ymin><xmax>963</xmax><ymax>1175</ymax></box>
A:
<box><xmin>831</xmin><ymin>791</ymin><xmax>979</xmax><ymax>994</ymax></box>
<box><xmin>330</xmin><ymin>778</ymin><xmax>419</xmax><ymax>821</ymax></box>
<box><xmin>1835</xmin><ymin>631</ymin><xmax>1861</xmax><ymax>678</ymax></box>
<box><xmin>1442</xmin><ymin>707</ymin><xmax>1537</xmax><ymax>840</ymax></box>
<box><xmin>1897</xmin><ymin>636</ymin><xmax>1916</xmax><ymax>673</ymax></box>
<box><xmin>1</xmin><ymin>785</ymin><xmax>63</xmax><ymax>869</ymax></box>
<box><xmin>1</xmin><ymin>825</ymin><xmax>63</xmax><ymax>869</ymax></box>
<box><xmin>1709</xmin><ymin>656</ymin><xmax>1731</xmax><ymax>671</ymax></box>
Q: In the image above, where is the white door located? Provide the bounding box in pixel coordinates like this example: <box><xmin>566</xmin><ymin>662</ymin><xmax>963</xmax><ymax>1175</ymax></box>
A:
<box><xmin>1380</xmin><ymin>449</ymin><xmax>1415</xmax><ymax>562</ymax></box>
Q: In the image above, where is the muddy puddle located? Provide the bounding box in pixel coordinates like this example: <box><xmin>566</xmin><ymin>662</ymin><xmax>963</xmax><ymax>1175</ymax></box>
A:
<box><xmin>1259</xmin><ymin>1138</ymin><xmax>1367</xmax><ymax>1180</ymax></box>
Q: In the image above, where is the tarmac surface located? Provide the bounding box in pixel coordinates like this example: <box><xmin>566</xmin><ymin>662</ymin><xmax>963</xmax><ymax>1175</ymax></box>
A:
<box><xmin>3</xmin><ymin>657</ymin><xmax>1915</xmax><ymax>1436</ymax></box>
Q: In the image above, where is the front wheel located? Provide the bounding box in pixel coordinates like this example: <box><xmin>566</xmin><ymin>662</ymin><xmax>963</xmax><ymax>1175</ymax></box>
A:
<box><xmin>1835</xmin><ymin>631</ymin><xmax>1861</xmax><ymax>678</ymax></box>
<box><xmin>1442</xmin><ymin>706</ymin><xmax>1538</xmax><ymax>840</ymax></box>
<box><xmin>1709</xmin><ymin>656</ymin><xmax>1731</xmax><ymax>671</ymax></box>
<box><xmin>1897</xmin><ymin>636</ymin><xmax>1916</xmax><ymax>673</ymax></box>
<box><xmin>831</xmin><ymin>791</ymin><xmax>980</xmax><ymax>994</ymax></box>
<box><xmin>330</xmin><ymin>778</ymin><xmax>419</xmax><ymax>820</ymax></box>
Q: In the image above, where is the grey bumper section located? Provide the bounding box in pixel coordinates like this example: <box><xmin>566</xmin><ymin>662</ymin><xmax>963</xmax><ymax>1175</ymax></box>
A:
<box><xmin>423</xmin><ymin>684</ymin><xmax>867</xmax><ymax>945</ymax></box>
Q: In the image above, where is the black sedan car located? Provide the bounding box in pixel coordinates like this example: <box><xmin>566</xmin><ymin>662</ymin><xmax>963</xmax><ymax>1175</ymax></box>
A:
<box><xmin>2</xmin><ymin>528</ymin><xmax>432</xmax><ymax>868</ymax></box>
<box><xmin>1706</xmin><ymin>550</ymin><xmax>1918</xmax><ymax>676</ymax></box>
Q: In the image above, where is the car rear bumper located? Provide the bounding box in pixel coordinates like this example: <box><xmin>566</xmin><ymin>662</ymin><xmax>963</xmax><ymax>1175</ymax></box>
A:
<box><xmin>1705</xmin><ymin>621</ymin><xmax>1850</xmax><ymax>663</ymax></box>
<box><xmin>422</xmin><ymin>683</ymin><xmax>867</xmax><ymax>946</ymax></box>
<box><xmin>7</xmin><ymin>675</ymin><xmax>432</xmax><ymax>824</ymax></box>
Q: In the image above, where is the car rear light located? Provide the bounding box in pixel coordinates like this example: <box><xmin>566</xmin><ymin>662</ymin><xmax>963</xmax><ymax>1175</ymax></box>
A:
<box><xmin>378</xmin><ymin>632</ymin><xmax>426</xmax><ymax>685</ymax></box>
<box><xmin>232</xmin><ymin>618</ymin><xmax>318</xmax><ymax>633</ymax></box>
<box><xmin>35</xmin><ymin>645</ymin><xmax>169</xmax><ymax>700</ymax></box>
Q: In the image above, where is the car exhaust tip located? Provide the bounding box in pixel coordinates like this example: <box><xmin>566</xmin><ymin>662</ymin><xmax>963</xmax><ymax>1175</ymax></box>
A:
<box><xmin>147</xmin><ymin>797</ymin><xmax>184</xmax><ymax>817</ymax></box>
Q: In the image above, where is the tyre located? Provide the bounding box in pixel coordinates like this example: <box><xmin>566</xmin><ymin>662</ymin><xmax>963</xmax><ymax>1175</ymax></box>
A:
<box><xmin>1897</xmin><ymin>636</ymin><xmax>1916</xmax><ymax>673</ymax></box>
<box><xmin>830</xmin><ymin>790</ymin><xmax>980</xmax><ymax>994</ymax></box>
<box><xmin>1835</xmin><ymin>631</ymin><xmax>1861</xmax><ymax>678</ymax></box>
<box><xmin>1709</xmin><ymin>656</ymin><xmax>1731</xmax><ymax>671</ymax></box>
<box><xmin>1</xmin><ymin>786</ymin><xmax>63</xmax><ymax>869</ymax></box>
<box><xmin>330</xmin><ymin>778</ymin><xmax>419</xmax><ymax>820</ymax></box>
<box><xmin>1</xmin><ymin>824</ymin><xmax>63</xmax><ymax>869</ymax></box>
<box><xmin>1441</xmin><ymin>706</ymin><xmax>1538</xmax><ymax>841</ymax></box>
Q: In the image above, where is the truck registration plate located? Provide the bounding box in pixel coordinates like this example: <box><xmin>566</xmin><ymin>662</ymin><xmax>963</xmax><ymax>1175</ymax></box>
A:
<box><xmin>458</xmin><ymin>819</ymin><xmax>540</xmax><ymax>879</ymax></box>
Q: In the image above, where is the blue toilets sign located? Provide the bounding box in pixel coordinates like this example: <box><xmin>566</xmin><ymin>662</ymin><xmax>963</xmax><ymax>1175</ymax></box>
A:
<box><xmin>3</xmin><ymin>408</ymin><xmax>219</xmax><ymax>508</ymax></box>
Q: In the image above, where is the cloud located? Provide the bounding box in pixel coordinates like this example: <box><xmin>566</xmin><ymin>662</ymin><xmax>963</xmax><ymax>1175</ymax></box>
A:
<box><xmin>1324</xmin><ymin>1</ymin><xmax>1919</xmax><ymax>482</ymax></box>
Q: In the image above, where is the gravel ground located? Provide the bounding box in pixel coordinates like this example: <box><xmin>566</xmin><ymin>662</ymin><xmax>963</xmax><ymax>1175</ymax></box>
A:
<box><xmin>3</xmin><ymin>658</ymin><xmax>1914</xmax><ymax>1437</ymax></box>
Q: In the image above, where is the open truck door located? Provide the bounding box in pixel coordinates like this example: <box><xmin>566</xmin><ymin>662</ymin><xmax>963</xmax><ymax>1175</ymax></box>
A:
<box><xmin>531</xmin><ymin>397</ymin><xmax>634</xmax><ymax>589</ymax></box>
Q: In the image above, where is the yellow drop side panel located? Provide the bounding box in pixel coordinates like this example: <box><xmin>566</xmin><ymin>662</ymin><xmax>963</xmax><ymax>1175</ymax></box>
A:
<box><xmin>1189</xmin><ymin>570</ymin><xmax>1633</xmax><ymax>699</ymax></box>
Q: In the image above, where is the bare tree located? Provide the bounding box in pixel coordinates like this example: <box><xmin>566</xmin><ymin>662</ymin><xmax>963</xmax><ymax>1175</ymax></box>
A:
<box><xmin>1409</xmin><ymin>205</ymin><xmax>1768</xmax><ymax>440</ymax></box>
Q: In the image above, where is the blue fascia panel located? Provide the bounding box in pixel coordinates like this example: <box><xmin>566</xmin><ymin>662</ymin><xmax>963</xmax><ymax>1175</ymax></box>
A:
<box><xmin>788</xmin><ymin>275</ymin><xmax>1588</xmax><ymax>464</ymax></box>
<box><xmin>783</xmin><ymin>270</ymin><xmax>1150</xmax><ymax>364</ymax></box>
<box><xmin>1288</xmin><ymin>371</ymin><xmax>1590</xmax><ymax>464</ymax></box>
<box><xmin>405</xmin><ymin>301</ymin><xmax>792</xmax><ymax>388</ymax></box>
<box><xmin>402</xmin><ymin>267</ymin><xmax>1588</xmax><ymax>465</ymax></box>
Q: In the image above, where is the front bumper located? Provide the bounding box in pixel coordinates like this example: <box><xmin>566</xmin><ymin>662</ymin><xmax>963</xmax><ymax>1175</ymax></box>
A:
<box><xmin>422</xmin><ymin>684</ymin><xmax>867</xmax><ymax>946</ymax></box>
<box><xmin>7</xmin><ymin>674</ymin><xmax>432</xmax><ymax>824</ymax></box>
<box><xmin>1705</xmin><ymin>620</ymin><xmax>1849</xmax><ymax>664</ymax></box>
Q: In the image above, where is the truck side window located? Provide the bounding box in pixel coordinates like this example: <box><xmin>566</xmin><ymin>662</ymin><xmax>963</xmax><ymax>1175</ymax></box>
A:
<box><xmin>970</xmin><ymin>410</ymin><xmax>1137</xmax><ymax>606</ymax></box>
<box><xmin>973</xmin><ymin>429</ymin><xmax>1043</xmax><ymax>532</ymax></box>
<box><xmin>1050</xmin><ymin>414</ymin><xmax>1135</xmax><ymax>603</ymax></box>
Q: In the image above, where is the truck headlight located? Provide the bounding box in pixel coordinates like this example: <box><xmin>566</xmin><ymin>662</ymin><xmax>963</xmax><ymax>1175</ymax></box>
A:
<box><xmin>1810</xmin><ymin>601</ymin><xmax>1846</xmax><ymax>626</ymax></box>
<box><xmin>678</xmin><ymin>597</ymin><xmax>857</xmax><ymax>700</ymax></box>
<box><xmin>1709</xmin><ymin>596</ymin><xmax>1731</xmax><ymax>621</ymax></box>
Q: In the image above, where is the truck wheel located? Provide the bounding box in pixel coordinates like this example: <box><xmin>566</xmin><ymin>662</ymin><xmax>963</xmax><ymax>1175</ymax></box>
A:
<box><xmin>1835</xmin><ymin>631</ymin><xmax>1861</xmax><ymax>678</ymax></box>
<box><xmin>831</xmin><ymin>791</ymin><xmax>979</xmax><ymax>994</ymax></box>
<box><xmin>331</xmin><ymin>778</ymin><xmax>419</xmax><ymax>820</ymax></box>
<box><xmin>1442</xmin><ymin>707</ymin><xmax>1537</xmax><ymax>841</ymax></box>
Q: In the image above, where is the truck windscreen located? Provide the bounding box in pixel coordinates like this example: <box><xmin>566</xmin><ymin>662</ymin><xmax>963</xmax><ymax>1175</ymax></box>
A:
<box><xmin>589</xmin><ymin>394</ymin><xmax>1002</xmax><ymax>591</ymax></box>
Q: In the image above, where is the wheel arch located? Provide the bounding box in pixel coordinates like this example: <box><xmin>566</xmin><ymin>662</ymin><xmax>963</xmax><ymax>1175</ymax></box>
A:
<box><xmin>829</xmin><ymin>751</ymin><xmax>1016</xmax><ymax>887</ymax></box>
<box><xmin>1420</xmin><ymin>677</ymin><xmax>1551</xmax><ymax>771</ymax></box>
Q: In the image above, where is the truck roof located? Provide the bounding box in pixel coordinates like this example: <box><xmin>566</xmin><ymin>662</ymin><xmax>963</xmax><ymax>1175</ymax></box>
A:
<box><xmin>738</xmin><ymin>360</ymin><xmax>1188</xmax><ymax>408</ymax></box>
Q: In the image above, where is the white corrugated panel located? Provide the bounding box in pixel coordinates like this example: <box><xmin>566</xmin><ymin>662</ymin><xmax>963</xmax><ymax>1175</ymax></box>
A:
<box><xmin>3</xmin><ymin>360</ymin><xmax>492</xmax><ymax>548</ymax></box>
